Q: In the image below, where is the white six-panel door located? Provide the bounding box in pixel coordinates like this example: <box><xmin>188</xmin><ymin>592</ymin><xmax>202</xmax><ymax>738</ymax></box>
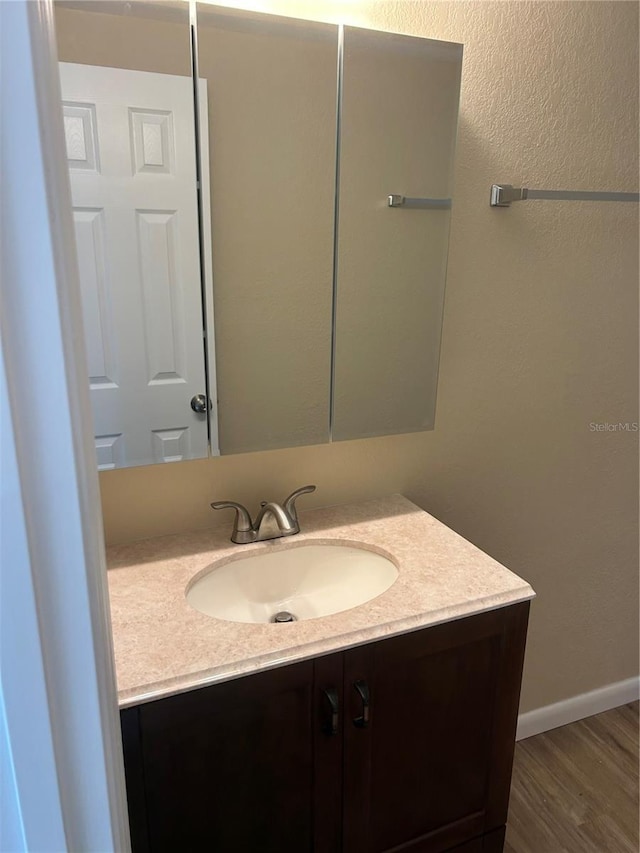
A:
<box><xmin>60</xmin><ymin>62</ymin><xmax>209</xmax><ymax>469</ymax></box>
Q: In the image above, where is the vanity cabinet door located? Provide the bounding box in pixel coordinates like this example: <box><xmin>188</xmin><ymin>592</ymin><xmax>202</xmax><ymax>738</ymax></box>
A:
<box><xmin>132</xmin><ymin>659</ymin><xmax>324</xmax><ymax>853</ymax></box>
<box><xmin>342</xmin><ymin>603</ymin><xmax>529</xmax><ymax>853</ymax></box>
<box><xmin>120</xmin><ymin>605</ymin><xmax>528</xmax><ymax>853</ymax></box>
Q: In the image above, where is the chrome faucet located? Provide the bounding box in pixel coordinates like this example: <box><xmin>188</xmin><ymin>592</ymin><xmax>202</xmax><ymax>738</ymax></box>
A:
<box><xmin>211</xmin><ymin>485</ymin><xmax>316</xmax><ymax>544</ymax></box>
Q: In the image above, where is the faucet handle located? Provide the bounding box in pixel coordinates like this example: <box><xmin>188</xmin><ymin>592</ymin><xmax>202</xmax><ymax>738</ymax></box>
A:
<box><xmin>210</xmin><ymin>500</ymin><xmax>253</xmax><ymax>534</ymax></box>
<box><xmin>282</xmin><ymin>485</ymin><xmax>316</xmax><ymax>524</ymax></box>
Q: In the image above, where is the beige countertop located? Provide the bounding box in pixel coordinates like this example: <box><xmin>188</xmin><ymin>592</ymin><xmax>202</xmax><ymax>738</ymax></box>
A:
<box><xmin>107</xmin><ymin>495</ymin><xmax>535</xmax><ymax>707</ymax></box>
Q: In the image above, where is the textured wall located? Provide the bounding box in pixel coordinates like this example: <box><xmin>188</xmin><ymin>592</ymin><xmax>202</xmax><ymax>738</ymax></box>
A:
<box><xmin>99</xmin><ymin>1</ymin><xmax>639</xmax><ymax>713</ymax></box>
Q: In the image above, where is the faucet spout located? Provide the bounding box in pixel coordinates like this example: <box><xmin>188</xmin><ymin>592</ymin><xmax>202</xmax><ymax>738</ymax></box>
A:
<box><xmin>254</xmin><ymin>502</ymin><xmax>299</xmax><ymax>538</ymax></box>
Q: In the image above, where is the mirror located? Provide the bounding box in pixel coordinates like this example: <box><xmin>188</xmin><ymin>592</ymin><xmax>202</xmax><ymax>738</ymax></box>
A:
<box><xmin>195</xmin><ymin>5</ymin><xmax>338</xmax><ymax>455</ymax></box>
<box><xmin>196</xmin><ymin>7</ymin><xmax>462</xmax><ymax>453</ymax></box>
<box><xmin>55</xmin><ymin>1</ymin><xmax>462</xmax><ymax>468</ymax></box>
<box><xmin>333</xmin><ymin>27</ymin><xmax>462</xmax><ymax>440</ymax></box>
<box><xmin>55</xmin><ymin>0</ymin><xmax>212</xmax><ymax>469</ymax></box>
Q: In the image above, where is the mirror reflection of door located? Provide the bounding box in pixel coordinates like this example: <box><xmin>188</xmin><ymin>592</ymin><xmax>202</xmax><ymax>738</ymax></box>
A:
<box><xmin>55</xmin><ymin>1</ymin><xmax>215</xmax><ymax>470</ymax></box>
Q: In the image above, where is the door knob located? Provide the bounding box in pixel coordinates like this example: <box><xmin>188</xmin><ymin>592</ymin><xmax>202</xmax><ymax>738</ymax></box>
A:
<box><xmin>190</xmin><ymin>394</ymin><xmax>209</xmax><ymax>413</ymax></box>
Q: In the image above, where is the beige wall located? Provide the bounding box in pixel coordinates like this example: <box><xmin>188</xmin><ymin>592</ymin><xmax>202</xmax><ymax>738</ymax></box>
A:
<box><xmin>99</xmin><ymin>0</ymin><xmax>639</xmax><ymax>714</ymax></box>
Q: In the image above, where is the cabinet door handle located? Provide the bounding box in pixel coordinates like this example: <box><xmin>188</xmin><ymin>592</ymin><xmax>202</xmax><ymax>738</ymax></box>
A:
<box><xmin>353</xmin><ymin>680</ymin><xmax>370</xmax><ymax>728</ymax></box>
<box><xmin>322</xmin><ymin>687</ymin><xmax>339</xmax><ymax>736</ymax></box>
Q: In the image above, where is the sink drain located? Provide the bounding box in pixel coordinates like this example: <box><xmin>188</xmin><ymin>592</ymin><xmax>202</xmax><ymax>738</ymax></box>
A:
<box><xmin>271</xmin><ymin>610</ymin><xmax>297</xmax><ymax>623</ymax></box>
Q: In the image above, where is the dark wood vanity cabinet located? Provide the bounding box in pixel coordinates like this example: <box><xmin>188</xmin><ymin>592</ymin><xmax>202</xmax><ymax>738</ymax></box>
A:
<box><xmin>122</xmin><ymin>660</ymin><xmax>320</xmax><ymax>852</ymax></box>
<box><xmin>120</xmin><ymin>603</ymin><xmax>529</xmax><ymax>853</ymax></box>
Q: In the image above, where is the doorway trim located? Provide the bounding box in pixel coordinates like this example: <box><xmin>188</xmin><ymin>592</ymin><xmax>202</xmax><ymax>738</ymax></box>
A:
<box><xmin>1</xmin><ymin>0</ymin><xmax>130</xmax><ymax>848</ymax></box>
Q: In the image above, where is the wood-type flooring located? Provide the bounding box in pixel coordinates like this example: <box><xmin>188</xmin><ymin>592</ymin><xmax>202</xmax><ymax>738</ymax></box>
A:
<box><xmin>504</xmin><ymin>701</ymin><xmax>639</xmax><ymax>852</ymax></box>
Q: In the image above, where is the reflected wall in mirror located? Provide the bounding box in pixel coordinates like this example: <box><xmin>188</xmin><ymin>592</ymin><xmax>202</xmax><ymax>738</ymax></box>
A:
<box><xmin>333</xmin><ymin>29</ymin><xmax>462</xmax><ymax>440</ymax></box>
<box><xmin>55</xmin><ymin>0</ymin><xmax>215</xmax><ymax>470</ymax></box>
<box><xmin>196</xmin><ymin>5</ymin><xmax>337</xmax><ymax>455</ymax></box>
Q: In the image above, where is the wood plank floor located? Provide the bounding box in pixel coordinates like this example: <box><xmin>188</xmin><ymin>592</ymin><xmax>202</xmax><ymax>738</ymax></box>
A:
<box><xmin>504</xmin><ymin>702</ymin><xmax>639</xmax><ymax>853</ymax></box>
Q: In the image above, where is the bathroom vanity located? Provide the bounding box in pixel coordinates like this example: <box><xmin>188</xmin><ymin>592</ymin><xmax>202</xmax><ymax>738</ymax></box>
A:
<box><xmin>108</xmin><ymin>496</ymin><xmax>534</xmax><ymax>852</ymax></box>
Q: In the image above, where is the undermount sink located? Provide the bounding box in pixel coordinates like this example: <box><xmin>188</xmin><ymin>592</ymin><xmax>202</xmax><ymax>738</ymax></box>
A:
<box><xmin>186</xmin><ymin>542</ymin><xmax>399</xmax><ymax>624</ymax></box>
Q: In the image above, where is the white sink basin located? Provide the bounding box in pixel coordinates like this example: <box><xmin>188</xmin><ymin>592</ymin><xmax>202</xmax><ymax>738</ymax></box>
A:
<box><xmin>186</xmin><ymin>542</ymin><xmax>398</xmax><ymax>624</ymax></box>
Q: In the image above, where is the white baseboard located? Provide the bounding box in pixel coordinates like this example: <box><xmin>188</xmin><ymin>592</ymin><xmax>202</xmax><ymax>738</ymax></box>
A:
<box><xmin>516</xmin><ymin>675</ymin><xmax>640</xmax><ymax>741</ymax></box>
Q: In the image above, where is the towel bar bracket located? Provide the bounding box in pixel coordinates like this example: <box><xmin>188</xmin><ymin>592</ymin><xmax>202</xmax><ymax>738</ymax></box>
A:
<box><xmin>388</xmin><ymin>194</ymin><xmax>451</xmax><ymax>210</ymax></box>
<box><xmin>490</xmin><ymin>185</ymin><xmax>527</xmax><ymax>207</ymax></box>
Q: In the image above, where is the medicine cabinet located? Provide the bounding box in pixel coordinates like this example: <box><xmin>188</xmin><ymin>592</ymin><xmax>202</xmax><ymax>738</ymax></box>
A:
<box><xmin>54</xmin><ymin>0</ymin><xmax>462</xmax><ymax>468</ymax></box>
